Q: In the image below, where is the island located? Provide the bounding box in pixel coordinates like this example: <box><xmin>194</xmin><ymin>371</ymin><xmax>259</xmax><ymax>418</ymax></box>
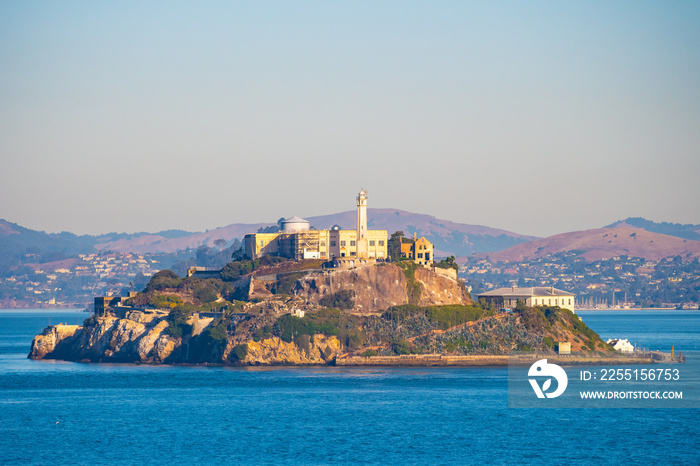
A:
<box><xmin>27</xmin><ymin>189</ymin><xmax>677</xmax><ymax>366</ymax></box>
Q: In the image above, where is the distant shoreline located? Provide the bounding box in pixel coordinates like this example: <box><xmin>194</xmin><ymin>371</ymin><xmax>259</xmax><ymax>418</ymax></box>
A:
<box><xmin>577</xmin><ymin>308</ymin><xmax>696</xmax><ymax>312</ymax></box>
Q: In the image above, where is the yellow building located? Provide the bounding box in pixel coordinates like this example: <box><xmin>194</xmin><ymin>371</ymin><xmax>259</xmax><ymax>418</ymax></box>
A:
<box><xmin>244</xmin><ymin>190</ymin><xmax>388</xmax><ymax>261</ymax></box>
<box><xmin>400</xmin><ymin>233</ymin><xmax>434</xmax><ymax>266</ymax></box>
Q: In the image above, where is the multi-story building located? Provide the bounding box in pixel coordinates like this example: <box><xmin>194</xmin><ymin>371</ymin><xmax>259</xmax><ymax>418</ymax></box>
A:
<box><xmin>244</xmin><ymin>190</ymin><xmax>388</xmax><ymax>261</ymax></box>
<box><xmin>400</xmin><ymin>233</ymin><xmax>434</xmax><ymax>267</ymax></box>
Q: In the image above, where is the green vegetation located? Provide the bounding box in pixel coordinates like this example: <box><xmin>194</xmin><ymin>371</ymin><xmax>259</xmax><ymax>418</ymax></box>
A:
<box><xmin>319</xmin><ymin>289</ymin><xmax>355</xmax><ymax>310</ymax></box>
<box><xmin>220</xmin><ymin>255</ymin><xmax>290</xmax><ymax>282</ymax></box>
<box><xmin>397</xmin><ymin>262</ymin><xmax>422</xmax><ymax>305</ymax></box>
<box><xmin>230</xmin><ymin>344</ymin><xmax>248</xmax><ymax>361</ymax></box>
<box><xmin>272</xmin><ymin>272</ymin><xmax>305</xmax><ymax>295</ymax></box>
<box><xmin>272</xmin><ymin>309</ymin><xmax>365</xmax><ymax>349</ymax></box>
<box><xmin>388</xmin><ymin>231</ymin><xmax>404</xmax><ymax>261</ymax></box>
<box><xmin>165</xmin><ymin>307</ymin><xmax>193</xmax><ymax>338</ymax></box>
<box><xmin>382</xmin><ymin>304</ymin><xmax>493</xmax><ymax>330</ymax></box>
<box><xmin>391</xmin><ymin>338</ymin><xmax>411</xmax><ymax>355</ymax></box>
<box><xmin>435</xmin><ymin>255</ymin><xmax>459</xmax><ymax>272</ymax></box>
<box><xmin>145</xmin><ymin>270</ymin><xmax>183</xmax><ymax>292</ymax></box>
<box><xmin>360</xmin><ymin>349</ymin><xmax>378</xmax><ymax>358</ymax></box>
<box><xmin>149</xmin><ymin>293</ymin><xmax>184</xmax><ymax>309</ymax></box>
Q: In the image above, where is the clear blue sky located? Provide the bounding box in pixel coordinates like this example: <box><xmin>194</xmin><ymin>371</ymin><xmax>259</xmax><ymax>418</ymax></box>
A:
<box><xmin>1</xmin><ymin>1</ymin><xmax>698</xmax><ymax>237</ymax></box>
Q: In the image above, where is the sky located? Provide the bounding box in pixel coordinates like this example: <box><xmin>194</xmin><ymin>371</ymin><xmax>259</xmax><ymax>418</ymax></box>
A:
<box><xmin>1</xmin><ymin>1</ymin><xmax>699</xmax><ymax>238</ymax></box>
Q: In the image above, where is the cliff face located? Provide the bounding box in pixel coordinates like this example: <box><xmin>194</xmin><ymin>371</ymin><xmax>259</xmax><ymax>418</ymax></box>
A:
<box><xmin>294</xmin><ymin>264</ymin><xmax>472</xmax><ymax>313</ymax></box>
<box><xmin>29</xmin><ymin>324</ymin><xmax>81</xmax><ymax>360</ymax></box>
<box><xmin>28</xmin><ymin>310</ymin><xmax>179</xmax><ymax>363</ymax></box>
<box><xmin>28</xmin><ymin>309</ymin><xmax>342</xmax><ymax>366</ymax></box>
<box><xmin>415</xmin><ymin>267</ymin><xmax>471</xmax><ymax>307</ymax></box>
<box><xmin>241</xmin><ymin>335</ymin><xmax>341</xmax><ymax>365</ymax></box>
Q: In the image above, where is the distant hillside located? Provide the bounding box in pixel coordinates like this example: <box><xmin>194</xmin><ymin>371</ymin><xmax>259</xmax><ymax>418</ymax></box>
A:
<box><xmin>91</xmin><ymin>209</ymin><xmax>536</xmax><ymax>256</ymax></box>
<box><xmin>472</xmin><ymin>227</ymin><xmax>700</xmax><ymax>262</ymax></box>
<box><xmin>0</xmin><ymin>219</ymin><xmax>94</xmax><ymax>265</ymax></box>
<box><xmin>310</xmin><ymin>209</ymin><xmax>536</xmax><ymax>257</ymax></box>
<box><xmin>92</xmin><ymin>224</ymin><xmax>264</xmax><ymax>254</ymax></box>
<box><xmin>606</xmin><ymin>217</ymin><xmax>700</xmax><ymax>241</ymax></box>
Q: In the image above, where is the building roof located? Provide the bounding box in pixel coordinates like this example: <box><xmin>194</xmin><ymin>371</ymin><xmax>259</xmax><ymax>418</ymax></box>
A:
<box><xmin>478</xmin><ymin>286</ymin><xmax>575</xmax><ymax>298</ymax></box>
<box><xmin>284</xmin><ymin>216</ymin><xmax>309</xmax><ymax>223</ymax></box>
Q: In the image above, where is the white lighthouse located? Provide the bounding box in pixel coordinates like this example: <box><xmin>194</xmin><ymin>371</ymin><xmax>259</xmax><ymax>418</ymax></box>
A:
<box><xmin>356</xmin><ymin>189</ymin><xmax>368</xmax><ymax>259</ymax></box>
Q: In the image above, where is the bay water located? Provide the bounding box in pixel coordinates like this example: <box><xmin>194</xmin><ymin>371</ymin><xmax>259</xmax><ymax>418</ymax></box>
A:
<box><xmin>1</xmin><ymin>309</ymin><xmax>698</xmax><ymax>465</ymax></box>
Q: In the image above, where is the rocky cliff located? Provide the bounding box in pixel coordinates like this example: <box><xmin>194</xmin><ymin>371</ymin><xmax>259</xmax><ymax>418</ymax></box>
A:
<box><xmin>294</xmin><ymin>264</ymin><xmax>471</xmax><ymax>314</ymax></box>
<box><xmin>28</xmin><ymin>307</ymin><xmax>343</xmax><ymax>366</ymax></box>
<box><xmin>29</xmin><ymin>263</ymin><xmax>614</xmax><ymax>367</ymax></box>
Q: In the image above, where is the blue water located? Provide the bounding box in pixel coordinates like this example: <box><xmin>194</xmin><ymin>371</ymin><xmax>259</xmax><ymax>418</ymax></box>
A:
<box><xmin>1</xmin><ymin>310</ymin><xmax>699</xmax><ymax>465</ymax></box>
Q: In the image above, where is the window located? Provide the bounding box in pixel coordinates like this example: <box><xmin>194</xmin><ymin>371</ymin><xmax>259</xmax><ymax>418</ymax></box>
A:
<box><xmin>331</xmin><ymin>241</ymin><xmax>336</xmax><ymax>247</ymax></box>
<box><xmin>379</xmin><ymin>240</ymin><xmax>384</xmax><ymax>246</ymax></box>
<box><xmin>259</xmin><ymin>240</ymin><xmax>264</xmax><ymax>246</ymax></box>
<box><xmin>350</xmin><ymin>251</ymin><xmax>356</xmax><ymax>256</ymax></box>
<box><xmin>418</xmin><ymin>253</ymin><xmax>423</xmax><ymax>258</ymax></box>
<box><xmin>320</xmin><ymin>241</ymin><xmax>326</xmax><ymax>246</ymax></box>
<box><xmin>340</xmin><ymin>241</ymin><xmax>346</xmax><ymax>247</ymax></box>
<box><xmin>350</xmin><ymin>240</ymin><xmax>356</xmax><ymax>246</ymax></box>
<box><xmin>369</xmin><ymin>240</ymin><xmax>375</xmax><ymax>246</ymax></box>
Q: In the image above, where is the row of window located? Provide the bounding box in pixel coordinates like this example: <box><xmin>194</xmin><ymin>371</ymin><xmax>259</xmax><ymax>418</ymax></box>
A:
<box><xmin>533</xmin><ymin>298</ymin><xmax>573</xmax><ymax>306</ymax></box>
<box><xmin>331</xmin><ymin>240</ymin><xmax>385</xmax><ymax>247</ymax></box>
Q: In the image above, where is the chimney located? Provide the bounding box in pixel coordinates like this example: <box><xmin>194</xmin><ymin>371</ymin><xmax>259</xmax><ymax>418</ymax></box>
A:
<box><xmin>512</xmin><ymin>286</ymin><xmax>516</xmax><ymax>292</ymax></box>
<box><xmin>414</xmin><ymin>232</ymin><xmax>417</xmax><ymax>241</ymax></box>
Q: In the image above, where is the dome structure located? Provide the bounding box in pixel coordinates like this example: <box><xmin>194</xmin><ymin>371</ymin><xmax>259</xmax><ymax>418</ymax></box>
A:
<box><xmin>281</xmin><ymin>216</ymin><xmax>310</xmax><ymax>233</ymax></box>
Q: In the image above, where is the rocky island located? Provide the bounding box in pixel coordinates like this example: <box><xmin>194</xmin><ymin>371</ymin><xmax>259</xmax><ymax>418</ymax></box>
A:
<box><xmin>29</xmin><ymin>256</ymin><xmax>633</xmax><ymax>366</ymax></box>
<box><xmin>28</xmin><ymin>190</ymin><xmax>664</xmax><ymax>367</ymax></box>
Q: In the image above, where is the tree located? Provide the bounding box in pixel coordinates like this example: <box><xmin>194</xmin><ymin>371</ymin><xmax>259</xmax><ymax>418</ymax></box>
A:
<box><xmin>213</xmin><ymin>239</ymin><xmax>227</xmax><ymax>250</ymax></box>
<box><xmin>231</xmin><ymin>247</ymin><xmax>247</xmax><ymax>262</ymax></box>
<box><xmin>388</xmin><ymin>231</ymin><xmax>404</xmax><ymax>261</ymax></box>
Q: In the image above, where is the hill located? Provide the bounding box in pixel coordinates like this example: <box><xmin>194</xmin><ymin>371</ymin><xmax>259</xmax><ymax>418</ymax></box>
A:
<box><xmin>472</xmin><ymin>227</ymin><xmax>700</xmax><ymax>262</ymax></box>
<box><xmin>606</xmin><ymin>217</ymin><xmax>700</xmax><ymax>241</ymax></box>
<box><xmin>92</xmin><ymin>209</ymin><xmax>535</xmax><ymax>256</ymax></box>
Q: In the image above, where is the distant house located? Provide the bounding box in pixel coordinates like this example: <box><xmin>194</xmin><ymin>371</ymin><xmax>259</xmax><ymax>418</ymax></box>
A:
<box><xmin>607</xmin><ymin>338</ymin><xmax>635</xmax><ymax>353</ymax></box>
<box><xmin>477</xmin><ymin>286</ymin><xmax>576</xmax><ymax>312</ymax></box>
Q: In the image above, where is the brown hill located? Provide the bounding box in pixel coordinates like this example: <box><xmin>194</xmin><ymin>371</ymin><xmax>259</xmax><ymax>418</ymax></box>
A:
<box><xmin>472</xmin><ymin>227</ymin><xmax>700</xmax><ymax>262</ymax></box>
<box><xmin>93</xmin><ymin>209</ymin><xmax>535</xmax><ymax>256</ymax></box>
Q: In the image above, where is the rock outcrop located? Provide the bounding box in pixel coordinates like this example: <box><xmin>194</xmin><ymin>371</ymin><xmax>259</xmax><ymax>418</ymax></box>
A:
<box><xmin>28</xmin><ymin>310</ymin><xmax>176</xmax><ymax>363</ymax></box>
<box><xmin>415</xmin><ymin>267</ymin><xmax>471</xmax><ymax>307</ymax></box>
<box><xmin>242</xmin><ymin>335</ymin><xmax>341</xmax><ymax>365</ymax></box>
<box><xmin>294</xmin><ymin>264</ymin><xmax>472</xmax><ymax>314</ymax></box>
<box><xmin>29</xmin><ymin>324</ymin><xmax>81</xmax><ymax>360</ymax></box>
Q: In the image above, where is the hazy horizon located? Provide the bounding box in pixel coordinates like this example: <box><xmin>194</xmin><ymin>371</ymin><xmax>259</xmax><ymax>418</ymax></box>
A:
<box><xmin>2</xmin><ymin>1</ymin><xmax>699</xmax><ymax>238</ymax></box>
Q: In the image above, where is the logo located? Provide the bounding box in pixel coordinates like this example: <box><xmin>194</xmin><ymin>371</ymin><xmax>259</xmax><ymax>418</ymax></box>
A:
<box><xmin>528</xmin><ymin>359</ymin><xmax>568</xmax><ymax>398</ymax></box>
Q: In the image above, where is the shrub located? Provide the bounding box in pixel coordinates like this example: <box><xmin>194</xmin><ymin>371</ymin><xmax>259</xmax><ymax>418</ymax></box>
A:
<box><xmin>435</xmin><ymin>255</ymin><xmax>459</xmax><ymax>272</ymax></box>
<box><xmin>382</xmin><ymin>304</ymin><xmax>491</xmax><ymax>330</ymax></box>
<box><xmin>319</xmin><ymin>289</ymin><xmax>355</xmax><ymax>310</ymax></box>
<box><xmin>165</xmin><ymin>307</ymin><xmax>193</xmax><ymax>338</ymax></box>
<box><xmin>391</xmin><ymin>339</ymin><xmax>411</xmax><ymax>355</ymax></box>
<box><xmin>398</xmin><ymin>262</ymin><xmax>422</xmax><ymax>305</ymax></box>
<box><xmin>145</xmin><ymin>270</ymin><xmax>182</xmax><ymax>292</ymax></box>
<box><xmin>361</xmin><ymin>349</ymin><xmax>378</xmax><ymax>358</ymax></box>
<box><xmin>231</xmin><ymin>344</ymin><xmax>248</xmax><ymax>361</ymax></box>
<box><xmin>149</xmin><ymin>294</ymin><xmax>184</xmax><ymax>310</ymax></box>
<box><xmin>273</xmin><ymin>273</ymin><xmax>304</xmax><ymax>295</ymax></box>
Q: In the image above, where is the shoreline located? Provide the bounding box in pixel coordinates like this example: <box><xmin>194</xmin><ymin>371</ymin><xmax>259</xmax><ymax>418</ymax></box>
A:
<box><xmin>335</xmin><ymin>352</ymin><xmax>672</xmax><ymax>367</ymax></box>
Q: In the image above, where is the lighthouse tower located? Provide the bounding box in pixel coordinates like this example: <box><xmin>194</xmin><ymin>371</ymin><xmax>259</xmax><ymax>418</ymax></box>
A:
<box><xmin>356</xmin><ymin>189</ymin><xmax>368</xmax><ymax>259</ymax></box>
